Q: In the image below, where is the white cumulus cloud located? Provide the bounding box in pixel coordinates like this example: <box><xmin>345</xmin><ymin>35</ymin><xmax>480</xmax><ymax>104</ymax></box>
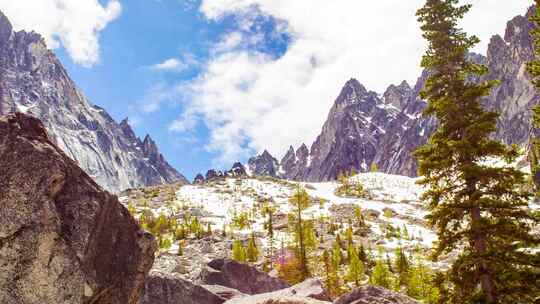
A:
<box><xmin>171</xmin><ymin>0</ymin><xmax>532</xmax><ymax>166</ymax></box>
<box><xmin>0</xmin><ymin>0</ymin><xmax>121</xmax><ymax>67</ymax></box>
<box><xmin>174</xmin><ymin>0</ymin><xmax>532</xmax><ymax>166</ymax></box>
<box><xmin>150</xmin><ymin>58</ymin><xmax>187</xmax><ymax>72</ymax></box>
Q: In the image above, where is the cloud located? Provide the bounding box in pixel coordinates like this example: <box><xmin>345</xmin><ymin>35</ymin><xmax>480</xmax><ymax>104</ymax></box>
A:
<box><xmin>0</xmin><ymin>0</ymin><xmax>121</xmax><ymax>67</ymax></box>
<box><xmin>140</xmin><ymin>82</ymin><xmax>181</xmax><ymax>113</ymax></box>
<box><xmin>150</xmin><ymin>58</ymin><xmax>187</xmax><ymax>72</ymax></box>
<box><xmin>172</xmin><ymin>0</ymin><xmax>531</xmax><ymax>166</ymax></box>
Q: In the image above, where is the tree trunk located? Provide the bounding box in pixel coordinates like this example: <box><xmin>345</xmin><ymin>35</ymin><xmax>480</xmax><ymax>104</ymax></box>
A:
<box><xmin>468</xmin><ymin>177</ymin><xmax>496</xmax><ymax>303</ymax></box>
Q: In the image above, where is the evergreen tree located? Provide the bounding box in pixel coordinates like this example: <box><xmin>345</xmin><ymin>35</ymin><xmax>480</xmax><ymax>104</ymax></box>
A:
<box><xmin>407</xmin><ymin>255</ymin><xmax>439</xmax><ymax>303</ymax></box>
<box><xmin>288</xmin><ymin>186</ymin><xmax>312</xmax><ymax>280</ymax></box>
<box><xmin>345</xmin><ymin>220</ymin><xmax>354</xmax><ymax>246</ymax></box>
<box><xmin>526</xmin><ymin>2</ymin><xmax>540</xmax><ymax>194</ymax></box>
<box><xmin>232</xmin><ymin>239</ymin><xmax>246</xmax><ymax>262</ymax></box>
<box><xmin>369</xmin><ymin>255</ymin><xmax>393</xmax><ymax>290</ymax></box>
<box><xmin>358</xmin><ymin>244</ymin><xmax>367</xmax><ymax>263</ymax></box>
<box><xmin>394</xmin><ymin>246</ymin><xmax>411</xmax><ymax>288</ymax></box>
<box><xmin>322</xmin><ymin>249</ymin><xmax>340</xmax><ymax>297</ymax></box>
<box><xmin>246</xmin><ymin>234</ymin><xmax>259</xmax><ymax>262</ymax></box>
<box><xmin>331</xmin><ymin>240</ymin><xmax>342</xmax><ymax>271</ymax></box>
<box><xmin>354</xmin><ymin>206</ymin><xmax>365</xmax><ymax>228</ymax></box>
<box><xmin>416</xmin><ymin>1</ymin><xmax>540</xmax><ymax>302</ymax></box>
<box><xmin>263</xmin><ymin>202</ymin><xmax>276</xmax><ymax>268</ymax></box>
<box><xmin>206</xmin><ymin>222</ymin><xmax>212</xmax><ymax>236</ymax></box>
<box><xmin>347</xmin><ymin>245</ymin><xmax>365</xmax><ymax>287</ymax></box>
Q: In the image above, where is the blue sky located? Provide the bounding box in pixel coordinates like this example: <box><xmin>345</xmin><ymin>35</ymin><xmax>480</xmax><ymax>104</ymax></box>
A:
<box><xmin>52</xmin><ymin>0</ymin><xmax>241</xmax><ymax>179</ymax></box>
<box><xmin>0</xmin><ymin>0</ymin><xmax>532</xmax><ymax>180</ymax></box>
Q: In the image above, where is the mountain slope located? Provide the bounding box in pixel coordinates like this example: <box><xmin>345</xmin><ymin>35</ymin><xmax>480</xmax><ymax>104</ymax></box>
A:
<box><xmin>0</xmin><ymin>11</ymin><xmax>187</xmax><ymax>192</ymax></box>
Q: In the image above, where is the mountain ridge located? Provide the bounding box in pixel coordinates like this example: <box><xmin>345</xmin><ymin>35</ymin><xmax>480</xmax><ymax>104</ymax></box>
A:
<box><xmin>0</xmin><ymin>10</ymin><xmax>188</xmax><ymax>192</ymax></box>
<box><xmin>244</xmin><ymin>5</ymin><xmax>540</xmax><ymax>182</ymax></box>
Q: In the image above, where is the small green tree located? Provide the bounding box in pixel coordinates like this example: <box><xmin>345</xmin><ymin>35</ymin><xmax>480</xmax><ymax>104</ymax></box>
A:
<box><xmin>288</xmin><ymin>186</ymin><xmax>312</xmax><ymax>280</ymax></box>
<box><xmin>232</xmin><ymin>239</ymin><xmax>246</xmax><ymax>262</ymax></box>
<box><xmin>263</xmin><ymin>202</ymin><xmax>276</xmax><ymax>268</ymax></box>
<box><xmin>347</xmin><ymin>245</ymin><xmax>365</xmax><ymax>287</ymax></box>
<box><xmin>246</xmin><ymin>234</ymin><xmax>259</xmax><ymax>262</ymax></box>
<box><xmin>369</xmin><ymin>250</ymin><xmax>394</xmax><ymax>289</ymax></box>
<box><xmin>394</xmin><ymin>246</ymin><xmax>411</xmax><ymax>288</ymax></box>
<box><xmin>331</xmin><ymin>240</ymin><xmax>342</xmax><ymax>271</ymax></box>
<box><xmin>322</xmin><ymin>249</ymin><xmax>340</xmax><ymax>298</ymax></box>
<box><xmin>407</xmin><ymin>255</ymin><xmax>439</xmax><ymax>303</ymax></box>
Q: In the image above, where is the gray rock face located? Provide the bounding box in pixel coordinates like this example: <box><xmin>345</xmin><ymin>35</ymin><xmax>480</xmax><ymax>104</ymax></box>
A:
<box><xmin>334</xmin><ymin>286</ymin><xmax>418</xmax><ymax>304</ymax></box>
<box><xmin>224</xmin><ymin>279</ymin><xmax>331</xmax><ymax>304</ymax></box>
<box><xmin>200</xmin><ymin>258</ymin><xmax>290</xmax><ymax>295</ymax></box>
<box><xmin>260</xmin><ymin>5</ymin><xmax>540</xmax><ymax>181</ymax></box>
<box><xmin>0</xmin><ymin>112</ymin><xmax>156</xmax><ymax>304</ymax></box>
<box><xmin>140</xmin><ymin>272</ymin><xmax>227</xmax><ymax>304</ymax></box>
<box><xmin>0</xmin><ymin>11</ymin><xmax>187</xmax><ymax>192</ymax></box>
<box><xmin>227</xmin><ymin>162</ymin><xmax>247</xmax><ymax>177</ymax></box>
<box><xmin>248</xmin><ymin>150</ymin><xmax>280</xmax><ymax>177</ymax></box>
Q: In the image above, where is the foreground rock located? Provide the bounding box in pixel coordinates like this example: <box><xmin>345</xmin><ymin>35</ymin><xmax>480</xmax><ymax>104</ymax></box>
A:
<box><xmin>0</xmin><ymin>113</ymin><xmax>156</xmax><ymax>304</ymax></box>
<box><xmin>225</xmin><ymin>278</ymin><xmax>331</xmax><ymax>304</ymax></box>
<box><xmin>200</xmin><ymin>258</ymin><xmax>290</xmax><ymax>295</ymax></box>
<box><xmin>140</xmin><ymin>271</ymin><xmax>230</xmax><ymax>304</ymax></box>
<box><xmin>334</xmin><ymin>286</ymin><xmax>419</xmax><ymax>304</ymax></box>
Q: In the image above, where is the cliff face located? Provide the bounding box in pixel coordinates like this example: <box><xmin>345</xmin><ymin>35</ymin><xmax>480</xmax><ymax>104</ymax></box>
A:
<box><xmin>0</xmin><ymin>11</ymin><xmax>187</xmax><ymax>192</ymax></box>
<box><xmin>272</xmin><ymin>6</ymin><xmax>540</xmax><ymax>181</ymax></box>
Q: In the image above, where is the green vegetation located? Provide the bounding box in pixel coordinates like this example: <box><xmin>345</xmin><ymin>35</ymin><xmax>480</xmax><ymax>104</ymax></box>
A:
<box><xmin>527</xmin><ymin>2</ymin><xmax>540</xmax><ymax>196</ymax></box>
<box><xmin>336</xmin><ymin>170</ymin><xmax>367</xmax><ymax>198</ymax></box>
<box><xmin>288</xmin><ymin>186</ymin><xmax>314</xmax><ymax>281</ymax></box>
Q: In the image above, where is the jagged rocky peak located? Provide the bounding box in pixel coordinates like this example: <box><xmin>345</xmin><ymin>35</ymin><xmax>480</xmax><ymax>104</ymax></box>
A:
<box><xmin>120</xmin><ymin>117</ymin><xmax>136</xmax><ymax>136</ymax></box>
<box><xmin>193</xmin><ymin>173</ymin><xmax>205</xmax><ymax>184</ymax></box>
<box><xmin>248</xmin><ymin>150</ymin><xmax>279</xmax><ymax>177</ymax></box>
<box><xmin>335</xmin><ymin>78</ymin><xmax>369</xmax><ymax>106</ymax></box>
<box><xmin>228</xmin><ymin>162</ymin><xmax>247</xmax><ymax>177</ymax></box>
<box><xmin>296</xmin><ymin>143</ymin><xmax>310</xmax><ymax>163</ymax></box>
<box><xmin>142</xmin><ymin>135</ymin><xmax>160</xmax><ymax>161</ymax></box>
<box><xmin>0</xmin><ymin>10</ymin><xmax>187</xmax><ymax>192</ymax></box>
<box><xmin>505</xmin><ymin>5</ymin><xmax>536</xmax><ymax>47</ymax></box>
<box><xmin>205</xmin><ymin>169</ymin><xmax>224</xmax><ymax>180</ymax></box>
<box><xmin>0</xmin><ymin>10</ymin><xmax>12</xmax><ymax>44</ymax></box>
<box><xmin>383</xmin><ymin>80</ymin><xmax>412</xmax><ymax>109</ymax></box>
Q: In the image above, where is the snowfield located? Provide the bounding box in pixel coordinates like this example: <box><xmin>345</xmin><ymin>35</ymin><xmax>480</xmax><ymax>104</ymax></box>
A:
<box><xmin>174</xmin><ymin>172</ymin><xmax>437</xmax><ymax>253</ymax></box>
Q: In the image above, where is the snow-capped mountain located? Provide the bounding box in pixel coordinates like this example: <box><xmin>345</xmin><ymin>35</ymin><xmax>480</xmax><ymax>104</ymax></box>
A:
<box><xmin>248</xmin><ymin>5</ymin><xmax>540</xmax><ymax>182</ymax></box>
<box><xmin>0</xmin><ymin>11</ymin><xmax>187</xmax><ymax>192</ymax></box>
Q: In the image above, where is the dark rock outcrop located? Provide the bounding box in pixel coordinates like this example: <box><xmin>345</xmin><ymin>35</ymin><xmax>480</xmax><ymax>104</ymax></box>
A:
<box><xmin>206</xmin><ymin>169</ymin><xmax>224</xmax><ymax>181</ymax></box>
<box><xmin>0</xmin><ymin>112</ymin><xmax>156</xmax><ymax>304</ymax></box>
<box><xmin>200</xmin><ymin>258</ymin><xmax>290</xmax><ymax>295</ymax></box>
<box><xmin>0</xmin><ymin>11</ymin><xmax>187</xmax><ymax>192</ymax></box>
<box><xmin>226</xmin><ymin>162</ymin><xmax>247</xmax><ymax>177</ymax></box>
<box><xmin>140</xmin><ymin>272</ymin><xmax>227</xmax><ymax>304</ymax></box>
<box><xmin>334</xmin><ymin>286</ymin><xmax>418</xmax><ymax>304</ymax></box>
<box><xmin>248</xmin><ymin>150</ymin><xmax>280</xmax><ymax>177</ymax></box>
<box><xmin>194</xmin><ymin>173</ymin><xmax>206</xmax><ymax>184</ymax></box>
<box><xmin>225</xmin><ymin>278</ymin><xmax>331</xmax><ymax>304</ymax></box>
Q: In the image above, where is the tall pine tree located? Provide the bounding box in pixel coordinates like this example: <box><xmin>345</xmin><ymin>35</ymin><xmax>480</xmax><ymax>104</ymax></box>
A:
<box><xmin>526</xmin><ymin>1</ymin><xmax>540</xmax><ymax>194</ymax></box>
<box><xmin>289</xmin><ymin>186</ymin><xmax>312</xmax><ymax>280</ymax></box>
<box><xmin>416</xmin><ymin>1</ymin><xmax>540</xmax><ymax>302</ymax></box>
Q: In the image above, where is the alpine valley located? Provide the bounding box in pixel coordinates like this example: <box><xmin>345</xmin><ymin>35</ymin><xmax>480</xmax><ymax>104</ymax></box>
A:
<box><xmin>0</xmin><ymin>3</ymin><xmax>539</xmax><ymax>304</ymax></box>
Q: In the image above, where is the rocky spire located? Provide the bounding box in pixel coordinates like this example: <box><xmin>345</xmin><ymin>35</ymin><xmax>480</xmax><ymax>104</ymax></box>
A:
<box><xmin>0</xmin><ymin>11</ymin><xmax>12</xmax><ymax>46</ymax></box>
